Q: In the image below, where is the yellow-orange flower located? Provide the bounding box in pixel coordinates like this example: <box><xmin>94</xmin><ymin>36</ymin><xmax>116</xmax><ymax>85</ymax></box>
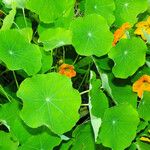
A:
<box><xmin>132</xmin><ymin>75</ymin><xmax>150</xmax><ymax>98</ymax></box>
<box><xmin>134</xmin><ymin>16</ymin><xmax>150</xmax><ymax>40</ymax></box>
<box><xmin>112</xmin><ymin>22</ymin><xmax>131</xmax><ymax>46</ymax></box>
<box><xmin>59</xmin><ymin>64</ymin><xmax>76</xmax><ymax>78</ymax></box>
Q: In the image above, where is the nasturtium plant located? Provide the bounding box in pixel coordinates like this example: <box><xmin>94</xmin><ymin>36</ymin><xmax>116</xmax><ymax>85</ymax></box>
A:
<box><xmin>70</xmin><ymin>14</ymin><xmax>113</xmax><ymax>56</ymax></box>
<box><xmin>17</xmin><ymin>73</ymin><xmax>81</xmax><ymax>134</ymax></box>
<box><xmin>108</xmin><ymin>38</ymin><xmax>147</xmax><ymax>78</ymax></box>
<box><xmin>0</xmin><ymin>29</ymin><xmax>42</xmax><ymax>75</ymax></box>
<box><xmin>1</xmin><ymin>0</ymin><xmax>150</xmax><ymax>149</ymax></box>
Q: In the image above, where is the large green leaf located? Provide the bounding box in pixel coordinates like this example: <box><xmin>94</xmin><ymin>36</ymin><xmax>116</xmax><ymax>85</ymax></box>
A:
<box><xmin>71</xmin><ymin>122</ymin><xmax>95</xmax><ymax>150</ymax></box>
<box><xmin>108</xmin><ymin>38</ymin><xmax>147</xmax><ymax>78</ymax></box>
<box><xmin>138</xmin><ymin>92</ymin><xmax>150</xmax><ymax>121</ymax></box>
<box><xmin>26</xmin><ymin>0</ymin><xmax>75</xmax><ymax>23</ymax></box>
<box><xmin>114</xmin><ymin>0</ymin><xmax>147</xmax><ymax>26</ymax></box>
<box><xmin>99</xmin><ymin>103</ymin><xmax>140</xmax><ymax>150</ymax></box>
<box><xmin>85</xmin><ymin>0</ymin><xmax>115</xmax><ymax>25</ymax></box>
<box><xmin>0</xmin><ymin>29</ymin><xmax>42</xmax><ymax>76</ymax></box>
<box><xmin>70</xmin><ymin>14</ymin><xmax>113</xmax><ymax>56</ymax></box>
<box><xmin>0</xmin><ymin>131</ymin><xmax>18</xmax><ymax>150</ymax></box>
<box><xmin>39</xmin><ymin>27</ymin><xmax>72</xmax><ymax>51</ymax></box>
<box><xmin>17</xmin><ymin>73</ymin><xmax>81</xmax><ymax>134</ymax></box>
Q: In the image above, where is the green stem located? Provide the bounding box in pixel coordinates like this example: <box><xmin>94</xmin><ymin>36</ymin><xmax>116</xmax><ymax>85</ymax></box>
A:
<box><xmin>0</xmin><ymin>86</ymin><xmax>11</xmax><ymax>102</ymax></box>
<box><xmin>22</xmin><ymin>8</ymin><xmax>27</xmax><ymax>27</ymax></box>
<box><xmin>62</xmin><ymin>46</ymin><xmax>65</xmax><ymax>63</ymax></box>
<box><xmin>81</xmin><ymin>103</ymin><xmax>89</xmax><ymax>106</ymax></box>
<box><xmin>72</xmin><ymin>55</ymin><xmax>79</xmax><ymax>65</ymax></box>
<box><xmin>80</xmin><ymin>90</ymin><xmax>90</xmax><ymax>95</ymax></box>
<box><xmin>12</xmin><ymin>71</ymin><xmax>19</xmax><ymax>89</ymax></box>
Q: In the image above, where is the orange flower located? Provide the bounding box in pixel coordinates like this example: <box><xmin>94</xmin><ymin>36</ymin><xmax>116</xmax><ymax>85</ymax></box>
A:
<box><xmin>134</xmin><ymin>16</ymin><xmax>150</xmax><ymax>40</ymax></box>
<box><xmin>112</xmin><ymin>22</ymin><xmax>131</xmax><ymax>46</ymax></box>
<box><xmin>59</xmin><ymin>64</ymin><xmax>76</xmax><ymax>78</ymax></box>
<box><xmin>132</xmin><ymin>75</ymin><xmax>150</xmax><ymax>98</ymax></box>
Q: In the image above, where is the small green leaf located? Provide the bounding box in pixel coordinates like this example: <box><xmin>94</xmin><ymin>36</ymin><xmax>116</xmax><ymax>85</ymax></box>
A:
<box><xmin>100</xmin><ymin>103</ymin><xmax>140</xmax><ymax>150</ymax></box>
<box><xmin>1</xmin><ymin>4</ymin><xmax>16</xmax><ymax>30</ymax></box>
<box><xmin>0</xmin><ymin>29</ymin><xmax>42</xmax><ymax>75</ymax></box>
<box><xmin>17</xmin><ymin>73</ymin><xmax>81</xmax><ymax>134</ymax></box>
<box><xmin>2</xmin><ymin>0</ymin><xmax>27</xmax><ymax>8</ymax></box>
<box><xmin>108</xmin><ymin>38</ymin><xmax>147</xmax><ymax>78</ymax></box>
<box><xmin>39</xmin><ymin>27</ymin><xmax>72</xmax><ymax>51</ymax></box>
<box><xmin>70</xmin><ymin>14</ymin><xmax>113</xmax><ymax>56</ymax></box>
<box><xmin>114</xmin><ymin>0</ymin><xmax>147</xmax><ymax>26</ymax></box>
<box><xmin>138</xmin><ymin>92</ymin><xmax>150</xmax><ymax>121</ymax></box>
<box><xmin>0</xmin><ymin>131</ymin><xmax>18</xmax><ymax>150</ymax></box>
<box><xmin>85</xmin><ymin>0</ymin><xmax>115</xmax><ymax>25</ymax></box>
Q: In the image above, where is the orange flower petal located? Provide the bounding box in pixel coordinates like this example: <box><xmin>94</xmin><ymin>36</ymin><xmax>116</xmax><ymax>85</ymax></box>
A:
<box><xmin>112</xmin><ymin>22</ymin><xmax>131</xmax><ymax>46</ymax></box>
<box><xmin>132</xmin><ymin>75</ymin><xmax>150</xmax><ymax>98</ymax></box>
<box><xmin>59</xmin><ymin>64</ymin><xmax>76</xmax><ymax>78</ymax></box>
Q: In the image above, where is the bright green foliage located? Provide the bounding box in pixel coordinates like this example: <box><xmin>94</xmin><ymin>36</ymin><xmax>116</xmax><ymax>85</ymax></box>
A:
<box><xmin>2</xmin><ymin>0</ymin><xmax>27</xmax><ymax>8</ymax></box>
<box><xmin>0</xmin><ymin>131</ymin><xmax>18</xmax><ymax>150</ymax></box>
<box><xmin>26</xmin><ymin>0</ymin><xmax>75</xmax><ymax>23</ymax></box>
<box><xmin>0</xmin><ymin>29</ymin><xmax>42</xmax><ymax>75</ymax></box>
<box><xmin>1</xmin><ymin>4</ymin><xmax>16</xmax><ymax>30</ymax></box>
<box><xmin>39</xmin><ymin>28</ymin><xmax>72</xmax><ymax>51</ymax></box>
<box><xmin>138</xmin><ymin>92</ymin><xmax>150</xmax><ymax>121</ymax></box>
<box><xmin>85</xmin><ymin>0</ymin><xmax>115</xmax><ymax>25</ymax></box>
<box><xmin>100</xmin><ymin>103</ymin><xmax>140</xmax><ymax>150</ymax></box>
<box><xmin>17</xmin><ymin>73</ymin><xmax>81</xmax><ymax>134</ymax></box>
<box><xmin>71</xmin><ymin>122</ymin><xmax>95</xmax><ymax>150</ymax></box>
<box><xmin>108</xmin><ymin>38</ymin><xmax>147</xmax><ymax>78</ymax></box>
<box><xmin>114</xmin><ymin>0</ymin><xmax>147</xmax><ymax>26</ymax></box>
<box><xmin>70</xmin><ymin>14</ymin><xmax>113</xmax><ymax>56</ymax></box>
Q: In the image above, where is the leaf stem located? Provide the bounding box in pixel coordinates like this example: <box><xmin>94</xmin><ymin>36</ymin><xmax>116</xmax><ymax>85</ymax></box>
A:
<box><xmin>80</xmin><ymin>90</ymin><xmax>90</xmax><ymax>95</ymax></box>
<box><xmin>81</xmin><ymin>103</ymin><xmax>89</xmax><ymax>106</ymax></box>
<box><xmin>12</xmin><ymin>71</ymin><xmax>19</xmax><ymax>89</ymax></box>
<box><xmin>22</xmin><ymin>8</ymin><xmax>27</xmax><ymax>27</ymax></box>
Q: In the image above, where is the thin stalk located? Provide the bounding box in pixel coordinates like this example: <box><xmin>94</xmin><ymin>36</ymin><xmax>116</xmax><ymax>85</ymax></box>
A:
<box><xmin>80</xmin><ymin>90</ymin><xmax>90</xmax><ymax>95</ymax></box>
<box><xmin>12</xmin><ymin>71</ymin><xmax>19</xmax><ymax>89</ymax></box>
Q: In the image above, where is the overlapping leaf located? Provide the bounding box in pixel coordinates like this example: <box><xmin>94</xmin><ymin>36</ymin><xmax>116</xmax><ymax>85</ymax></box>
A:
<box><xmin>26</xmin><ymin>0</ymin><xmax>75</xmax><ymax>23</ymax></box>
<box><xmin>108</xmin><ymin>38</ymin><xmax>147</xmax><ymax>78</ymax></box>
<box><xmin>114</xmin><ymin>0</ymin><xmax>147</xmax><ymax>26</ymax></box>
<box><xmin>2</xmin><ymin>0</ymin><xmax>27</xmax><ymax>8</ymax></box>
<box><xmin>0</xmin><ymin>29</ymin><xmax>42</xmax><ymax>76</ymax></box>
<box><xmin>85</xmin><ymin>0</ymin><xmax>115</xmax><ymax>25</ymax></box>
<box><xmin>39</xmin><ymin>28</ymin><xmax>72</xmax><ymax>51</ymax></box>
<box><xmin>17</xmin><ymin>73</ymin><xmax>81</xmax><ymax>134</ymax></box>
<box><xmin>99</xmin><ymin>103</ymin><xmax>140</xmax><ymax>150</ymax></box>
<box><xmin>70</xmin><ymin>14</ymin><xmax>113</xmax><ymax>56</ymax></box>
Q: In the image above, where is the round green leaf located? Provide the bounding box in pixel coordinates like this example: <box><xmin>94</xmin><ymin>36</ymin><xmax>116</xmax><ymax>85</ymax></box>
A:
<box><xmin>39</xmin><ymin>28</ymin><xmax>72</xmax><ymax>51</ymax></box>
<box><xmin>17</xmin><ymin>73</ymin><xmax>81</xmax><ymax>134</ymax></box>
<box><xmin>26</xmin><ymin>0</ymin><xmax>75</xmax><ymax>23</ymax></box>
<box><xmin>114</xmin><ymin>0</ymin><xmax>147</xmax><ymax>26</ymax></box>
<box><xmin>108</xmin><ymin>38</ymin><xmax>147</xmax><ymax>78</ymax></box>
<box><xmin>70</xmin><ymin>14</ymin><xmax>113</xmax><ymax>56</ymax></box>
<box><xmin>0</xmin><ymin>29</ymin><xmax>42</xmax><ymax>76</ymax></box>
<box><xmin>138</xmin><ymin>92</ymin><xmax>150</xmax><ymax>121</ymax></box>
<box><xmin>0</xmin><ymin>131</ymin><xmax>18</xmax><ymax>150</ymax></box>
<box><xmin>85</xmin><ymin>0</ymin><xmax>115</xmax><ymax>25</ymax></box>
<box><xmin>100</xmin><ymin>103</ymin><xmax>140</xmax><ymax>150</ymax></box>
